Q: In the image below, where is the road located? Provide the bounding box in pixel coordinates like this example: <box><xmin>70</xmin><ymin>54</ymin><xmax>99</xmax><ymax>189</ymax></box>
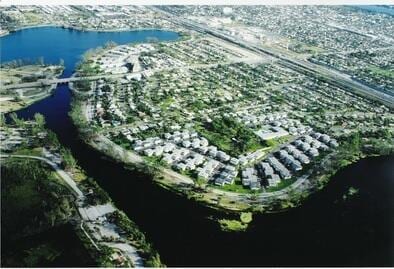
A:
<box><xmin>1</xmin><ymin>154</ymin><xmax>84</xmax><ymax>199</ymax></box>
<box><xmin>1</xmin><ymin>153</ymin><xmax>144</xmax><ymax>267</ymax></box>
<box><xmin>103</xmin><ymin>242</ymin><xmax>144</xmax><ymax>268</ymax></box>
<box><xmin>4</xmin><ymin>54</ymin><xmax>265</xmax><ymax>92</ymax></box>
<box><xmin>91</xmin><ymin>133</ymin><xmax>314</xmax><ymax>204</ymax></box>
<box><xmin>1</xmin><ymin>72</ymin><xmax>135</xmax><ymax>90</ymax></box>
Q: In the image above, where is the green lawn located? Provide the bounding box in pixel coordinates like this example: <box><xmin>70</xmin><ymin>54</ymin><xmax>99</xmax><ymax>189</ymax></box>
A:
<box><xmin>266</xmin><ymin>178</ymin><xmax>296</xmax><ymax>192</ymax></box>
<box><xmin>159</xmin><ymin>96</ymin><xmax>174</xmax><ymax>110</ymax></box>
<box><xmin>366</xmin><ymin>66</ymin><xmax>394</xmax><ymax>79</ymax></box>
<box><xmin>211</xmin><ymin>179</ymin><xmax>256</xmax><ymax>194</ymax></box>
<box><xmin>218</xmin><ymin>219</ymin><xmax>248</xmax><ymax>232</ymax></box>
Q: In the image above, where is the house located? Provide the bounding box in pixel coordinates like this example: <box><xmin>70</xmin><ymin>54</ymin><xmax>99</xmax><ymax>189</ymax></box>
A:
<box><xmin>182</xmin><ymin>140</ymin><xmax>191</xmax><ymax>148</ymax></box>
<box><xmin>259</xmin><ymin>162</ymin><xmax>274</xmax><ymax>177</ymax></box>
<box><xmin>200</xmin><ymin>138</ymin><xmax>209</xmax><ymax>147</ymax></box>
<box><xmin>300</xmin><ymin>142</ymin><xmax>311</xmax><ymax>152</ymax></box>
<box><xmin>144</xmin><ymin>148</ymin><xmax>154</xmax><ymax>157</ymax></box>
<box><xmin>250</xmin><ymin>181</ymin><xmax>261</xmax><ymax>190</ymax></box>
<box><xmin>307</xmin><ymin>148</ymin><xmax>319</xmax><ymax>157</ymax></box>
<box><xmin>230</xmin><ymin>157</ymin><xmax>239</xmax><ymax>166</ymax></box>
<box><xmin>242</xmin><ymin>167</ymin><xmax>259</xmax><ymax>187</ymax></box>
<box><xmin>215</xmin><ymin>176</ymin><xmax>226</xmax><ymax>186</ymax></box>
<box><xmin>329</xmin><ymin>139</ymin><xmax>339</xmax><ymax>147</ymax></box>
<box><xmin>154</xmin><ymin>146</ymin><xmax>163</xmax><ymax>157</ymax></box>
<box><xmin>163</xmin><ymin>154</ymin><xmax>175</xmax><ymax>164</ymax></box>
<box><xmin>163</xmin><ymin>143</ymin><xmax>175</xmax><ymax>153</ymax></box>
<box><xmin>267</xmin><ymin>174</ymin><xmax>281</xmax><ymax>186</ymax></box>
<box><xmin>174</xmin><ymin>163</ymin><xmax>187</xmax><ymax>171</ymax></box>
<box><xmin>303</xmin><ymin>135</ymin><xmax>313</xmax><ymax>143</ymax></box>
<box><xmin>289</xmin><ymin>160</ymin><xmax>302</xmax><ymax>171</ymax></box>
<box><xmin>311</xmin><ymin>140</ymin><xmax>321</xmax><ymax>149</ymax></box>
<box><xmin>216</xmin><ymin>151</ymin><xmax>230</xmax><ymax>162</ymax></box>
<box><xmin>267</xmin><ymin>157</ymin><xmax>291</xmax><ymax>179</ymax></box>
<box><xmin>311</xmin><ymin>132</ymin><xmax>322</xmax><ymax>140</ymax></box>
<box><xmin>319</xmin><ymin>134</ymin><xmax>331</xmax><ymax>144</ymax></box>
<box><xmin>320</xmin><ymin>144</ymin><xmax>329</xmax><ymax>151</ymax></box>
<box><xmin>297</xmin><ymin>153</ymin><xmax>310</xmax><ymax>164</ymax></box>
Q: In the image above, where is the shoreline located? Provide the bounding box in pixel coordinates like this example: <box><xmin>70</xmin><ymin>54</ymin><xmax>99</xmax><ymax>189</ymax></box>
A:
<box><xmin>1</xmin><ymin>65</ymin><xmax>64</xmax><ymax>114</ymax></box>
<box><xmin>74</xmin><ymin>109</ymin><xmax>346</xmax><ymax>213</ymax></box>
<box><xmin>84</xmin><ymin>130</ymin><xmax>393</xmax><ymax>214</ymax></box>
<box><xmin>71</xmin><ymin>94</ymin><xmax>393</xmax><ymax>214</ymax></box>
<box><xmin>1</xmin><ymin>23</ymin><xmax>184</xmax><ymax>39</ymax></box>
<box><xmin>1</xmin><ymin>143</ymin><xmax>162</xmax><ymax>267</ymax></box>
<box><xmin>64</xmin><ymin>33</ymin><xmax>394</xmax><ymax>215</ymax></box>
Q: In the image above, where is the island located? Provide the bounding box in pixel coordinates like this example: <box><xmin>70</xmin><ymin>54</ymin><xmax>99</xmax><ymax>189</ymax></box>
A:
<box><xmin>0</xmin><ymin>60</ymin><xmax>64</xmax><ymax>113</ymax></box>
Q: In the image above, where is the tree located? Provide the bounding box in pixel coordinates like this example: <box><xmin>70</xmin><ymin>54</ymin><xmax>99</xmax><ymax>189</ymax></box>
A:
<box><xmin>46</xmin><ymin>130</ymin><xmax>60</xmax><ymax>147</ymax></box>
<box><xmin>9</xmin><ymin>112</ymin><xmax>23</xmax><ymax>127</ymax></box>
<box><xmin>0</xmin><ymin>113</ymin><xmax>5</xmax><ymax>127</ymax></box>
<box><xmin>34</xmin><ymin>113</ymin><xmax>45</xmax><ymax>129</ymax></box>
<box><xmin>104</xmin><ymin>41</ymin><xmax>117</xmax><ymax>49</ymax></box>
<box><xmin>81</xmin><ymin>49</ymin><xmax>95</xmax><ymax>62</ymax></box>
<box><xmin>61</xmin><ymin>148</ymin><xmax>77</xmax><ymax>170</ymax></box>
<box><xmin>13</xmin><ymin>95</ymin><xmax>22</xmax><ymax>102</ymax></box>
<box><xmin>146</xmin><ymin>252</ymin><xmax>162</xmax><ymax>267</ymax></box>
<box><xmin>195</xmin><ymin>177</ymin><xmax>206</xmax><ymax>190</ymax></box>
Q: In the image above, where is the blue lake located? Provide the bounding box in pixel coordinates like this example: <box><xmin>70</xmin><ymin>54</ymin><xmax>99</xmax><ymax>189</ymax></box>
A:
<box><xmin>1</xmin><ymin>26</ymin><xmax>179</xmax><ymax>137</ymax></box>
<box><xmin>1</xmin><ymin>26</ymin><xmax>180</xmax><ymax>77</ymax></box>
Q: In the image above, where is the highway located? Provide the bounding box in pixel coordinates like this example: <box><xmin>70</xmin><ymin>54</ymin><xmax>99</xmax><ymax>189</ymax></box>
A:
<box><xmin>151</xmin><ymin>6</ymin><xmax>394</xmax><ymax>109</ymax></box>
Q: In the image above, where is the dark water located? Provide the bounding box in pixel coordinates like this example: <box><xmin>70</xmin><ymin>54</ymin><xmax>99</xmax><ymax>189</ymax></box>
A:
<box><xmin>2</xmin><ymin>27</ymin><xmax>394</xmax><ymax>266</ymax></box>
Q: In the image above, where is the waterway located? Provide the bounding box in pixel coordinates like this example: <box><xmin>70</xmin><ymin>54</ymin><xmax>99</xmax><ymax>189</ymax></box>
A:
<box><xmin>1</xmin><ymin>26</ymin><xmax>393</xmax><ymax>266</ymax></box>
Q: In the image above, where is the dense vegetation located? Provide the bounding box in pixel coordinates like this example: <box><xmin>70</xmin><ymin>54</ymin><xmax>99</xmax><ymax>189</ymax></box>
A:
<box><xmin>0</xmin><ymin>159</ymin><xmax>90</xmax><ymax>267</ymax></box>
<box><xmin>196</xmin><ymin>116</ymin><xmax>265</xmax><ymax>156</ymax></box>
<box><xmin>311</xmin><ymin>130</ymin><xmax>394</xmax><ymax>191</ymax></box>
<box><xmin>1</xmin><ymin>159</ymin><xmax>75</xmax><ymax>236</ymax></box>
<box><xmin>69</xmin><ymin>100</ymin><xmax>99</xmax><ymax>141</ymax></box>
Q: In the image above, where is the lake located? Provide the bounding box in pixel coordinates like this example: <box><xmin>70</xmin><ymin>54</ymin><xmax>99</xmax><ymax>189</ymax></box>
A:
<box><xmin>1</xmin><ymin>26</ymin><xmax>180</xmax><ymax>77</ymax></box>
<box><xmin>2</xmin><ymin>26</ymin><xmax>393</xmax><ymax>266</ymax></box>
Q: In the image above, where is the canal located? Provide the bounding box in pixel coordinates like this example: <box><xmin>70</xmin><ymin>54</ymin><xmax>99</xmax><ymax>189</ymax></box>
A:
<box><xmin>1</xmin><ymin>26</ymin><xmax>393</xmax><ymax>266</ymax></box>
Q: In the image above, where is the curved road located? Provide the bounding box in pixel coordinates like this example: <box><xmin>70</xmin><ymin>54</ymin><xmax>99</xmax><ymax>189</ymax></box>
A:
<box><xmin>1</xmin><ymin>153</ymin><xmax>144</xmax><ymax>267</ymax></box>
<box><xmin>1</xmin><ymin>154</ymin><xmax>84</xmax><ymax>198</ymax></box>
<box><xmin>92</xmin><ymin>135</ymin><xmax>313</xmax><ymax>204</ymax></box>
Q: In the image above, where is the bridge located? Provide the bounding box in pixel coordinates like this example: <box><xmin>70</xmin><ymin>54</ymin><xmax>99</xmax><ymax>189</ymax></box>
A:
<box><xmin>1</xmin><ymin>72</ymin><xmax>134</xmax><ymax>91</ymax></box>
<box><xmin>1</xmin><ymin>59</ymin><xmax>258</xmax><ymax>92</ymax></box>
